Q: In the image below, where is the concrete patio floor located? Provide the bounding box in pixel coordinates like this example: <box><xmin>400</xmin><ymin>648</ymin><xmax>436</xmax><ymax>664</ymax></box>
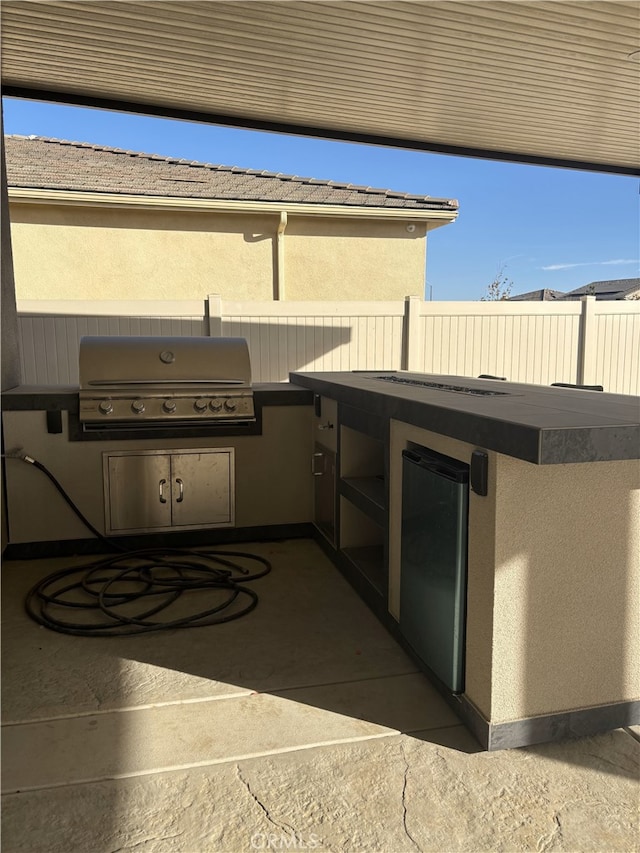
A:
<box><xmin>2</xmin><ymin>538</ymin><xmax>638</xmax><ymax>853</ymax></box>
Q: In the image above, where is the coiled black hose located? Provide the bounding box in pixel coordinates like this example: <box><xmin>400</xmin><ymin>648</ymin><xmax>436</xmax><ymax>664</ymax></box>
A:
<box><xmin>25</xmin><ymin>548</ymin><xmax>272</xmax><ymax>637</ymax></box>
<box><xmin>4</xmin><ymin>450</ymin><xmax>272</xmax><ymax>637</ymax></box>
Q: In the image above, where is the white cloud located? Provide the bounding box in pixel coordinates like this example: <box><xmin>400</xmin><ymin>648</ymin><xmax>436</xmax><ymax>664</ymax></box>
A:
<box><xmin>542</xmin><ymin>263</ymin><xmax>585</xmax><ymax>271</ymax></box>
<box><xmin>542</xmin><ymin>259</ymin><xmax>639</xmax><ymax>272</ymax></box>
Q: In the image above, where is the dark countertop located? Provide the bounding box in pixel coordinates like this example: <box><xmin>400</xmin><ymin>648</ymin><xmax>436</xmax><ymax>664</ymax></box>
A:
<box><xmin>290</xmin><ymin>371</ymin><xmax>640</xmax><ymax>464</ymax></box>
<box><xmin>1</xmin><ymin>382</ymin><xmax>313</xmax><ymax>412</ymax></box>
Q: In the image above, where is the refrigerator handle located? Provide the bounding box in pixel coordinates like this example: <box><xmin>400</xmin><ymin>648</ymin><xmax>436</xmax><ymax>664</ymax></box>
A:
<box><xmin>404</xmin><ymin>451</ymin><xmax>466</xmax><ymax>483</ymax></box>
<box><xmin>426</xmin><ymin>464</ymin><xmax>467</xmax><ymax>482</ymax></box>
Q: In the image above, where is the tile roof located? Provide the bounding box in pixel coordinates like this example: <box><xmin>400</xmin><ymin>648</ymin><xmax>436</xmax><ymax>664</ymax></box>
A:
<box><xmin>5</xmin><ymin>135</ymin><xmax>458</xmax><ymax>213</ymax></box>
<box><xmin>560</xmin><ymin>278</ymin><xmax>640</xmax><ymax>300</ymax></box>
<box><xmin>508</xmin><ymin>288</ymin><xmax>565</xmax><ymax>301</ymax></box>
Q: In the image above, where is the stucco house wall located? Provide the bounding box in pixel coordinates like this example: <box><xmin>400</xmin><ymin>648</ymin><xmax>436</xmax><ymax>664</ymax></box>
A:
<box><xmin>8</xmin><ymin>202</ymin><xmax>428</xmax><ymax>301</ymax></box>
<box><xmin>5</xmin><ymin>135</ymin><xmax>456</xmax><ymax>303</ymax></box>
<box><xmin>285</xmin><ymin>217</ymin><xmax>427</xmax><ymax>301</ymax></box>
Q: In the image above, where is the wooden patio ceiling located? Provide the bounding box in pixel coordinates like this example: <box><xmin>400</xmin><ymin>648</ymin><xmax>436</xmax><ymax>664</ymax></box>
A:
<box><xmin>1</xmin><ymin>1</ymin><xmax>639</xmax><ymax>175</ymax></box>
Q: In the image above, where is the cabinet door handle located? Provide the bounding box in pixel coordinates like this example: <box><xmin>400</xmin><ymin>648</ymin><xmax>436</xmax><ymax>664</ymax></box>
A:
<box><xmin>312</xmin><ymin>451</ymin><xmax>324</xmax><ymax>476</ymax></box>
<box><xmin>318</xmin><ymin>422</ymin><xmax>334</xmax><ymax>430</ymax></box>
<box><xmin>159</xmin><ymin>479</ymin><xmax>167</xmax><ymax>503</ymax></box>
<box><xmin>175</xmin><ymin>478</ymin><xmax>184</xmax><ymax>502</ymax></box>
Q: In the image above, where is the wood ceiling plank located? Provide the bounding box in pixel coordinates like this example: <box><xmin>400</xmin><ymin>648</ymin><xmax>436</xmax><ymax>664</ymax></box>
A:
<box><xmin>2</xmin><ymin>0</ymin><xmax>638</xmax><ymax>172</ymax></box>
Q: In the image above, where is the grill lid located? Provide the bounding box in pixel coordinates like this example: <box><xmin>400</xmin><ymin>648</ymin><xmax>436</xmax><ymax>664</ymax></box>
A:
<box><xmin>79</xmin><ymin>336</ymin><xmax>252</xmax><ymax>389</ymax></box>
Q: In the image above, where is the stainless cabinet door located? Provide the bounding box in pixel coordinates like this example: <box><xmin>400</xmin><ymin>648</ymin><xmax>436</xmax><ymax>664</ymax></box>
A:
<box><xmin>106</xmin><ymin>453</ymin><xmax>172</xmax><ymax>533</ymax></box>
<box><xmin>170</xmin><ymin>451</ymin><xmax>234</xmax><ymax>528</ymax></box>
<box><xmin>313</xmin><ymin>443</ymin><xmax>336</xmax><ymax>546</ymax></box>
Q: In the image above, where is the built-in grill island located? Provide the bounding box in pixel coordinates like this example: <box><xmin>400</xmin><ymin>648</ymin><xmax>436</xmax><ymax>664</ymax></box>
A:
<box><xmin>3</xmin><ymin>333</ymin><xmax>314</xmax><ymax>554</ymax></box>
<box><xmin>75</xmin><ymin>336</ymin><xmax>259</xmax><ymax>439</ymax></box>
<box><xmin>2</xmin><ymin>364</ymin><xmax>639</xmax><ymax>751</ymax></box>
<box><xmin>290</xmin><ymin>370</ymin><xmax>640</xmax><ymax>751</ymax></box>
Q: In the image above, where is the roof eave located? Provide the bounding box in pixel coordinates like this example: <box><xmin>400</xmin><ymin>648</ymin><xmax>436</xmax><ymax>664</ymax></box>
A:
<box><xmin>7</xmin><ymin>187</ymin><xmax>459</xmax><ymax>223</ymax></box>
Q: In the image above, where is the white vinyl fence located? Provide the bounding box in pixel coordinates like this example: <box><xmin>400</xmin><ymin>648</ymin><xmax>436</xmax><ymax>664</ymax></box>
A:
<box><xmin>408</xmin><ymin>298</ymin><xmax>583</xmax><ymax>386</ymax></box>
<box><xmin>15</xmin><ymin>295</ymin><xmax>640</xmax><ymax>394</ymax></box>
<box><xmin>208</xmin><ymin>295</ymin><xmax>405</xmax><ymax>382</ymax></box>
<box><xmin>17</xmin><ymin>300</ymin><xmax>207</xmax><ymax>385</ymax></box>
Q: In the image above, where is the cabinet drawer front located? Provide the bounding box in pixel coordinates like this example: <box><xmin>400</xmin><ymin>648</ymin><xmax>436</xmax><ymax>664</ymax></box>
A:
<box><xmin>313</xmin><ymin>443</ymin><xmax>336</xmax><ymax>546</ymax></box>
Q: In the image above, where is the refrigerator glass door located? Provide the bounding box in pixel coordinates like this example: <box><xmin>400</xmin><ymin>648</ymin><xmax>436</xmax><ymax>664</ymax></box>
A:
<box><xmin>400</xmin><ymin>448</ymin><xmax>469</xmax><ymax>693</ymax></box>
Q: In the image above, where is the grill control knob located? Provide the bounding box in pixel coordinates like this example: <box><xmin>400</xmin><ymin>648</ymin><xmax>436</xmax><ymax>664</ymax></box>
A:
<box><xmin>224</xmin><ymin>398</ymin><xmax>238</xmax><ymax>412</ymax></box>
<box><xmin>210</xmin><ymin>399</ymin><xmax>223</xmax><ymax>412</ymax></box>
<box><xmin>131</xmin><ymin>400</ymin><xmax>146</xmax><ymax>415</ymax></box>
<box><xmin>194</xmin><ymin>398</ymin><xmax>208</xmax><ymax>413</ymax></box>
<box><xmin>163</xmin><ymin>400</ymin><xmax>177</xmax><ymax>414</ymax></box>
<box><xmin>98</xmin><ymin>400</ymin><xmax>113</xmax><ymax>415</ymax></box>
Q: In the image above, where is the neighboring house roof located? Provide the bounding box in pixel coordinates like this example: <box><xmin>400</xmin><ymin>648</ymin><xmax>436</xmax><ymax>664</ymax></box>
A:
<box><xmin>5</xmin><ymin>135</ymin><xmax>458</xmax><ymax>213</ymax></box>
<box><xmin>509</xmin><ymin>279</ymin><xmax>640</xmax><ymax>302</ymax></box>
<box><xmin>559</xmin><ymin>278</ymin><xmax>640</xmax><ymax>301</ymax></box>
<box><xmin>508</xmin><ymin>288</ymin><xmax>565</xmax><ymax>301</ymax></box>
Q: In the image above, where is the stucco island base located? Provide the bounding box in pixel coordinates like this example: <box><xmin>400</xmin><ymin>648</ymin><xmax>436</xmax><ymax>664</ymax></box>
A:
<box><xmin>389</xmin><ymin>421</ymin><xmax>640</xmax><ymax>749</ymax></box>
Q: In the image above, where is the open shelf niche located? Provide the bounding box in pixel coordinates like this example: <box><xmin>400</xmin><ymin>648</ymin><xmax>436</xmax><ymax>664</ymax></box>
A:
<box><xmin>340</xmin><ymin>497</ymin><xmax>386</xmax><ymax>595</ymax></box>
<box><xmin>339</xmin><ymin>422</ymin><xmax>387</xmax><ymax>597</ymax></box>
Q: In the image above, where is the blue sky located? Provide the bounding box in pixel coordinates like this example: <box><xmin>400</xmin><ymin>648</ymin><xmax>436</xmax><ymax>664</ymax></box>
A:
<box><xmin>4</xmin><ymin>97</ymin><xmax>639</xmax><ymax>301</ymax></box>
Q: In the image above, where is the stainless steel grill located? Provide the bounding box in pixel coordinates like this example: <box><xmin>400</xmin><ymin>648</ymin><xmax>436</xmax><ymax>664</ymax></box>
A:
<box><xmin>79</xmin><ymin>336</ymin><xmax>255</xmax><ymax>427</ymax></box>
